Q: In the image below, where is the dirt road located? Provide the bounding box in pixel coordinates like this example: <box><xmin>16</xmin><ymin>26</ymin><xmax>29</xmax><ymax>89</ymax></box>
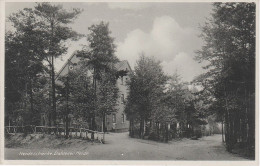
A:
<box><xmin>5</xmin><ymin>133</ymin><xmax>248</xmax><ymax>160</ymax></box>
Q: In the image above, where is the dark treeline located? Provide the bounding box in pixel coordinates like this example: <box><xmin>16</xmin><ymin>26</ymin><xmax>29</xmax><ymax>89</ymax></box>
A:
<box><xmin>195</xmin><ymin>3</ymin><xmax>255</xmax><ymax>157</ymax></box>
<box><xmin>125</xmin><ymin>55</ymin><xmax>209</xmax><ymax>142</ymax></box>
<box><xmin>5</xmin><ymin>3</ymin><xmax>82</xmax><ymax>127</ymax></box>
<box><xmin>124</xmin><ymin>2</ymin><xmax>255</xmax><ymax>158</ymax></box>
<box><xmin>5</xmin><ymin>3</ymin><xmax>119</xmax><ymax>138</ymax></box>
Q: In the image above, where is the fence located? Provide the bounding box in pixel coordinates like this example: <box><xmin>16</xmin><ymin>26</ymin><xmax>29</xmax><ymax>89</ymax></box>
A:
<box><xmin>5</xmin><ymin>125</ymin><xmax>105</xmax><ymax>143</ymax></box>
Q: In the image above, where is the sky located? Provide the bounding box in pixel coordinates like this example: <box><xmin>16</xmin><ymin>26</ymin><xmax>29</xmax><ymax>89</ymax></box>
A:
<box><xmin>5</xmin><ymin>2</ymin><xmax>213</xmax><ymax>82</ymax></box>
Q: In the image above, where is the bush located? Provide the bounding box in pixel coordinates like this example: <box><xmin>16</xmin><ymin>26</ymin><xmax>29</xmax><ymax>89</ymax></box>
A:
<box><xmin>193</xmin><ymin>129</ymin><xmax>202</xmax><ymax>138</ymax></box>
<box><xmin>148</xmin><ymin>131</ymin><xmax>159</xmax><ymax>141</ymax></box>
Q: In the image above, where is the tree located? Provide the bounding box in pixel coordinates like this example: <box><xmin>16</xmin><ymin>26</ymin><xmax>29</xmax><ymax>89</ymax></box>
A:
<box><xmin>125</xmin><ymin>54</ymin><xmax>168</xmax><ymax>138</ymax></box>
<box><xmin>164</xmin><ymin>72</ymin><xmax>208</xmax><ymax>139</ymax></box>
<box><xmin>195</xmin><ymin>2</ymin><xmax>255</xmax><ymax>156</ymax></box>
<box><xmin>165</xmin><ymin>72</ymin><xmax>187</xmax><ymax>128</ymax></box>
<box><xmin>75</xmin><ymin>21</ymin><xmax>118</xmax><ymax>131</ymax></box>
<box><xmin>33</xmin><ymin>2</ymin><xmax>82</xmax><ymax>126</ymax></box>
<box><xmin>6</xmin><ymin>2</ymin><xmax>82</xmax><ymax>127</ymax></box>
<box><xmin>6</xmin><ymin>8</ymin><xmax>49</xmax><ymax>125</ymax></box>
<box><xmin>96</xmin><ymin>72</ymin><xmax>119</xmax><ymax>132</ymax></box>
<box><xmin>56</xmin><ymin>67</ymin><xmax>95</xmax><ymax>131</ymax></box>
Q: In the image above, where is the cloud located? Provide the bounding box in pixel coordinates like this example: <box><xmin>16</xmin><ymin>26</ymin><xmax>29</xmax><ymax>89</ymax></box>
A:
<box><xmin>161</xmin><ymin>52</ymin><xmax>204</xmax><ymax>82</ymax></box>
<box><xmin>116</xmin><ymin>15</ymin><xmax>203</xmax><ymax>82</ymax></box>
<box><xmin>107</xmin><ymin>3</ymin><xmax>153</xmax><ymax>10</ymax></box>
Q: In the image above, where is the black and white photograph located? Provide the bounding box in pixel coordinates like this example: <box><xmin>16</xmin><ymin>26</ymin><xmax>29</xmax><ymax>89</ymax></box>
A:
<box><xmin>1</xmin><ymin>0</ymin><xmax>258</xmax><ymax>164</ymax></box>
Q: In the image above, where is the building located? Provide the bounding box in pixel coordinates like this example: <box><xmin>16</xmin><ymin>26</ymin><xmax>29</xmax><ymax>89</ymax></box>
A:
<box><xmin>53</xmin><ymin>54</ymin><xmax>131</xmax><ymax>132</ymax></box>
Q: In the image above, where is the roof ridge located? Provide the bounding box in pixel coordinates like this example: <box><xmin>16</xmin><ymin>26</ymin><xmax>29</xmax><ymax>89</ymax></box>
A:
<box><xmin>56</xmin><ymin>56</ymin><xmax>131</xmax><ymax>80</ymax></box>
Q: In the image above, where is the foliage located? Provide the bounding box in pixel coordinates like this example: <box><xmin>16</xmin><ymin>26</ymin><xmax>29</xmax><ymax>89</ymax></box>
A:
<box><xmin>125</xmin><ymin>54</ymin><xmax>168</xmax><ymax>138</ymax></box>
<box><xmin>76</xmin><ymin>21</ymin><xmax>118</xmax><ymax>80</ymax></box>
<box><xmin>5</xmin><ymin>8</ymin><xmax>50</xmax><ymax>125</ymax></box>
<box><xmin>6</xmin><ymin>2</ymin><xmax>82</xmax><ymax>126</ymax></box>
<box><xmin>34</xmin><ymin>2</ymin><xmax>82</xmax><ymax>125</ymax></box>
<box><xmin>56</xmin><ymin>68</ymin><xmax>95</xmax><ymax>126</ymax></box>
<box><xmin>165</xmin><ymin>73</ymin><xmax>207</xmax><ymax>133</ymax></box>
<box><xmin>195</xmin><ymin>2</ymin><xmax>255</xmax><ymax>154</ymax></box>
<box><xmin>126</xmin><ymin>55</ymin><xmax>168</xmax><ymax>119</ymax></box>
<box><xmin>74</xmin><ymin>21</ymin><xmax>119</xmax><ymax>130</ymax></box>
<box><xmin>33</xmin><ymin>3</ymin><xmax>82</xmax><ymax>60</ymax></box>
<box><xmin>96</xmin><ymin>72</ymin><xmax>119</xmax><ymax>117</ymax></box>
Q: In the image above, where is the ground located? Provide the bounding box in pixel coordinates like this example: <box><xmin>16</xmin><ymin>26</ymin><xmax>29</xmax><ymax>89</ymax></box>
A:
<box><xmin>5</xmin><ymin>132</ymin><xmax>249</xmax><ymax>160</ymax></box>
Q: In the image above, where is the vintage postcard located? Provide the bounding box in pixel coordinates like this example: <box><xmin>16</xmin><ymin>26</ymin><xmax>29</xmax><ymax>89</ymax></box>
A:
<box><xmin>0</xmin><ymin>0</ymin><xmax>259</xmax><ymax>165</ymax></box>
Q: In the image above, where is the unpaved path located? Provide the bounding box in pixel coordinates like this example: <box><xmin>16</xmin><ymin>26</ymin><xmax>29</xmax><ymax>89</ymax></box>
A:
<box><xmin>5</xmin><ymin>133</ymin><xmax>248</xmax><ymax>160</ymax></box>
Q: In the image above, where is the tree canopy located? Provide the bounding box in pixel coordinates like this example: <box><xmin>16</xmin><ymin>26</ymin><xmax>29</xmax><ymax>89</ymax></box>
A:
<box><xmin>195</xmin><ymin>2</ymin><xmax>255</xmax><ymax>154</ymax></box>
<box><xmin>5</xmin><ymin>2</ymin><xmax>83</xmax><ymax>126</ymax></box>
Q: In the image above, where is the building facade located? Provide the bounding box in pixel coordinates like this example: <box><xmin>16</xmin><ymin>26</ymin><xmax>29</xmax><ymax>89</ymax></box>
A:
<box><xmin>105</xmin><ymin>60</ymin><xmax>130</xmax><ymax>132</ymax></box>
<box><xmin>53</xmin><ymin>54</ymin><xmax>131</xmax><ymax>132</ymax></box>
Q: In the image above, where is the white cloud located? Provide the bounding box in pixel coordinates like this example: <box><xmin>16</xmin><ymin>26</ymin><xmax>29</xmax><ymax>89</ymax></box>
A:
<box><xmin>116</xmin><ymin>15</ymin><xmax>203</xmax><ymax>82</ymax></box>
<box><xmin>107</xmin><ymin>3</ymin><xmax>153</xmax><ymax>10</ymax></box>
<box><xmin>161</xmin><ymin>52</ymin><xmax>204</xmax><ymax>82</ymax></box>
<box><xmin>91</xmin><ymin>18</ymin><xmax>103</xmax><ymax>23</ymax></box>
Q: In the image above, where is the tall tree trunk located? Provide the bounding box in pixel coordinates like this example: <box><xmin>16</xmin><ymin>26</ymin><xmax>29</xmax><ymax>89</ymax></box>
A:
<box><xmin>224</xmin><ymin>90</ymin><xmax>233</xmax><ymax>152</ymax></box>
<box><xmin>91</xmin><ymin>115</ymin><xmax>95</xmax><ymax>139</ymax></box>
<box><xmin>222</xmin><ymin>115</ymin><xmax>225</xmax><ymax>142</ymax></box>
<box><xmin>139</xmin><ymin>119</ymin><xmax>142</xmax><ymax>138</ymax></box>
<box><xmin>102</xmin><ymin>113</ymin><xmax>106</xmax><ymax>132</ymax></box>
<box><xmin>50</xmin><ymin>19</ymin><xmax>56</xmax><ymax>127</ymax></box>
<box><xmin>92</xmin><ymin>68</ymin><xmax>97</xmax><ymax>131</ymax></box>
<box><xmin>229</xmin><ymin>110</ymin><xmax>234</xmax><ymax>152</ymax></box>
<box><xmin>29</xmin><ymin>79</ymin><xmax>34</xmax><ymax>125</ymax></box>
<box><xmin>234</xmin><ymin>111</ymin><xmax>239</xmax><ymax>144</ymax></box>
<box><xmin>48</xmin><ymin>76</ymin><xmax>52</xmax><ymax>127</ymax></box>
<box><xmin>143</xmin><ymin>119</ymin><xmax>146</xmax><ymax>136</ymax></box>
<box><xmin>65</xmin><ymin>76</ymin><xmax>69</xmax><ymax>138</ymax></box>
<box><xmin>157</xmin><ymin>122</ymin><xmax>160</xmax><ymax>140</ymax></box>
<box><xmin>225</xmin><ymin>110</ymin><xmax>230</xmax><ymax>151</ymax></box>
<box><xmin>247</xmin><ymin>91</ymin><xmax>254</xmax><ymax>158</ymax></box>
<box><xmin>129</xmin><ymin>119</ymin><xmax>132</xmax><ymax>136</ymax></box>
<box><xmin>165</xmin><ymin>123</ymin><xmax>168</xmax><ymax>143</ymax></box>
<box><xmin>51</xmin><ymin>55</ymin><xmax>56</xmax><ymax>126</ymax></box>
<box><xmin>129</xmin><ymin>118</ymin><xmax>133</xmax><ymax>137</ymax></box>
<box><xmin>241</xmin><ymin>114</ymin><xmax>246</xmax><ymax>142</ymax></box>
<box><xmin>139</xmin><ymin>117</ymin><xmax>144</xmax><ymax>139</ymax></box>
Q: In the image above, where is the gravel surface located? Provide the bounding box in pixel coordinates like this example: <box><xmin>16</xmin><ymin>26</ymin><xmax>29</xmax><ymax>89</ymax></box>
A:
<box><xmin>5</xmin><ymin>133</ymin><xmax>249</xmax><ymax>160</ymax></box>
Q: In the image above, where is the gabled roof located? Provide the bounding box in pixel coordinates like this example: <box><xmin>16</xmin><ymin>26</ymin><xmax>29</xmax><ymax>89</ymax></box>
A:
<box><xmin>55</xmin><ymin>53</ymin><xmax>132</xmax><ymax>81</ymax></box>
<box><xmin>55</xmin><ymin>53</ymin><xmax>80</xmax><ymax>81</ymax></box>
<box><xmin>115</xmin><ymin>60</ymin><xmax>127</xmax><ymax>70</ymax></box>
<box><xmin>115</xmin><ymin>60</ymin><xmax>132</xmax><ymax>73</ymax></box>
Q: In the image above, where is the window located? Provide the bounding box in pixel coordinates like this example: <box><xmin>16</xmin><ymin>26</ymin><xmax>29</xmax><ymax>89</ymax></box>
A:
<box><xmin>121</xmin><ymin>94</ymin><xmax>124</xmax><ymax>103</ymax></box>
<box><xmin>122</xmin><ymin>114</ymin><xmax>125</xmax><ymax>123</ymax></box>
<box><xmin>121</xmin><ymin>76</ymin><xmax>124</xmax><ymax>85</ymax></box>
<box><xmin>112</xmin><ymin>114</ymin><xmax>116</xmax><ymax>123</ymax></box>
